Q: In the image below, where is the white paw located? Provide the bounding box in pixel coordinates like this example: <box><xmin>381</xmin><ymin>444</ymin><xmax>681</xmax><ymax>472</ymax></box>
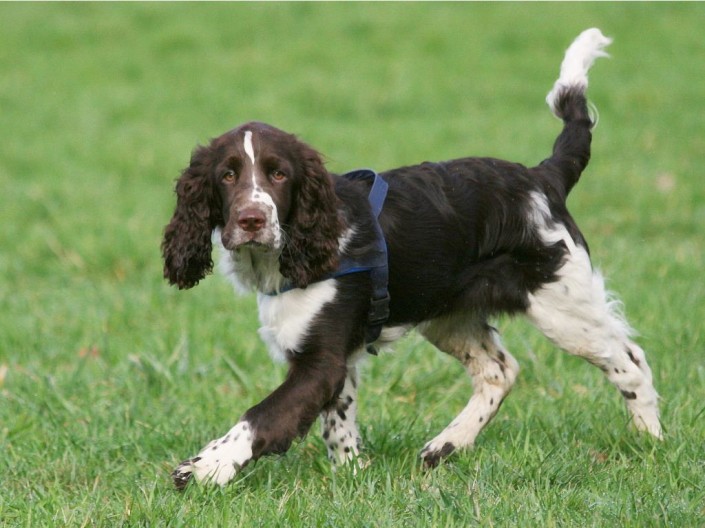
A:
<box><xmin>632</xmin><ymin>412</ymin><xmax>663</xmax><ymax>440</ymax></box>
<box><xmin>172</xmin><ymin>421</ymin><xmax>254</xmax><ymax>489</ymax></box>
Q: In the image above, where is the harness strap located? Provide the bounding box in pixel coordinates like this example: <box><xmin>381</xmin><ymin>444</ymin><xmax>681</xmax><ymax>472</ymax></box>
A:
<box><xmin>339</xmin><ymin>170</ymin><xmax>390</xmax><ymax>350</ymax></box>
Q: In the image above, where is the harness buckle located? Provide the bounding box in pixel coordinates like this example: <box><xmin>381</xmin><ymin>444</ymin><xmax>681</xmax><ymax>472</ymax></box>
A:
<box><xmin>368</xmin><ymin>293</ymin><xmax>391</xmax><ymax>326</ymax></box>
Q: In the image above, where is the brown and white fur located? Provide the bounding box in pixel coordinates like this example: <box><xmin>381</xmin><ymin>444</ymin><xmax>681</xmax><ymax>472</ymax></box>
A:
<box><xmin>162</xmin><ymin>28</ymin><xmax>661</xmax><ymax>489</ymax></box>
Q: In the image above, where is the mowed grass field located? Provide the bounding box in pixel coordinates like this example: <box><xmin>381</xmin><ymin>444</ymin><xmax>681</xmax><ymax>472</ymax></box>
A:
<box><xmin>1</xmin><ymin>3</ymin><xmax>704</xmax><ymax>526</ymax></box>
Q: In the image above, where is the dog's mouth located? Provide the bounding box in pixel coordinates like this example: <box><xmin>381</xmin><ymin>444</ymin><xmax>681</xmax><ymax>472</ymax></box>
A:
<box><xmin>239</xmin><ymin>239</ymin><xmax>267</xmax><ymax>249</ymax></box>
<box><xmin>225</xmin><ymin>232</ymin><xmax>281</xmax><ymax>254</ymax></box>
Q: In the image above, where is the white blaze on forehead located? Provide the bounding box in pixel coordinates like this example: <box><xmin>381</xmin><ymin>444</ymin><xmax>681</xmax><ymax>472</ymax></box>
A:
<box><xmin>244</xmin><ymin>130</ymin><xmax>261</xmax><ymax>192</ymax></box>
<box><xmin>240</xmin><ymin>129</ymin><xmax>282</xmax><ymax>248</ymax></box>
<box><xmin>243</xmin><ymin>130</ymin><xmax>256</xmax><ymax>164</ymax></box>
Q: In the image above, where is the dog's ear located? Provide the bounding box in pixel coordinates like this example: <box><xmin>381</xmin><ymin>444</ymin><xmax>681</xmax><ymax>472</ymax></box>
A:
<box><xmin>162</xmin><ymin>146</ymin><xmax>222</xmax><ymax>289</ymax></box>
<box><xmin>280</xmin><ymin>145</ymin><xmax>342</xmax><ymax>288</ymax></box>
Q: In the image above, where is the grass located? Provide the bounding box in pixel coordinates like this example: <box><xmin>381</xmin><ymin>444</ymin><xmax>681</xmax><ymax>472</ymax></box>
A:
<box><xmin>1</xmin><ymin>3</ymin><xmax>704</xmax><ymax>526</ymax></box>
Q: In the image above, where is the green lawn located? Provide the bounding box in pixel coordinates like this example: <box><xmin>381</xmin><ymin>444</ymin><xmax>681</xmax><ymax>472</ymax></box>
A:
<box><xmin>1</xmin><ymin>3</ymin><xmax>704</xmax><ymax>526</ymax></box>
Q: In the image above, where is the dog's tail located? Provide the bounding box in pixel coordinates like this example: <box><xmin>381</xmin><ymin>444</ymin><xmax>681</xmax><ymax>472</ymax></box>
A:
<box><xmin>541</xmin><ymin>28</ymin><xmax>612</xmax><ymax>197</ymax></box>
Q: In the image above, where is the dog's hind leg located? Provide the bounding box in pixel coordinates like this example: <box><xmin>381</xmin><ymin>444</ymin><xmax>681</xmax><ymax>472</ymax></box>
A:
<box><xmin>320</xmin><ymin>364</ymin><xmax>363</xmax><ymax>466</ymax></box>
<box><xmin>526</xmin><ymin>241</ymin><xmax>662</xmax><ymax>439</ymax></box>
<box><xmin>419</xmin><ymin>318</ymin><xmax>520</xmax><ymax>468</ymax></box>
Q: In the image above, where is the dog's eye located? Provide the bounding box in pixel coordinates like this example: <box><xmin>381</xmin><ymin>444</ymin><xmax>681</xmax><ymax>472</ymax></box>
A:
<box><xmin>222</xmin><ymin>170</ymin><xmax>236</xmax><ymax>183</ymax></box>
<box><xmin>270</xmin><ymin>170</ymin><xmax>287</xmax><ymax>182</ymax></box>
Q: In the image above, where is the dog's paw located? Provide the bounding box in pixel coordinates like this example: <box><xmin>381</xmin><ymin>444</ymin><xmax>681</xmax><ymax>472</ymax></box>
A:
<box><xmin>171</xmin><ymin>454</ymin><xmax>242</xmax><ymax>489</ymax></box>
<box><xmin>420</xmin><ymin>441</ymin><xmax>456</xmax><ymax>469</ymax></box>
<box><xmin>172</xmin><ymin>458</ymin><xmax>196</xmax><ymax>491</ymax></box>
<box><xmin>329</xmin><ymin>452</ymin><xmax>371</xmax><ymax>475</ymax></box>
<box><xmin>171</xmin><ymin>421</ymin><xmax>254</xmax><ymax>489</ymax></box>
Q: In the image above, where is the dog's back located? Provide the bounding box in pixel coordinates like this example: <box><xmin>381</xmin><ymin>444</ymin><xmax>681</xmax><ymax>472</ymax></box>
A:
<box><xmin>369</xmin><ymin>29</ymin><xmax>611</xmax><ymax>325</ymax></box>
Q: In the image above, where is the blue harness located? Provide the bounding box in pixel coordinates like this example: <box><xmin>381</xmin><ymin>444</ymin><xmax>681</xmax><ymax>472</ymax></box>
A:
<box><xmin>268</xmin><ymin>169</ymin><xmax>390</xmax><ymax>352</ymax></box>
<box><xmin>340</xmin><ymin>169</ymin><xmax>390</xmax><ymax>349</ymax></box>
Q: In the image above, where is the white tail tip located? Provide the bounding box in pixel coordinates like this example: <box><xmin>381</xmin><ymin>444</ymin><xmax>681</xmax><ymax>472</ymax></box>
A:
<box><xmin>546</xmin><ymin>28</ymin><xmax>612</xmax><ymax>114</ymax></box>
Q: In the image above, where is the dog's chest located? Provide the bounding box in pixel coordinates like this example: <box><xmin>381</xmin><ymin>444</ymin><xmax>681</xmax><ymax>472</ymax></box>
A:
<box><xmin>256</xmin><ymin>280</ymin><xmax>338</xmax><ymax>362</ymax></box>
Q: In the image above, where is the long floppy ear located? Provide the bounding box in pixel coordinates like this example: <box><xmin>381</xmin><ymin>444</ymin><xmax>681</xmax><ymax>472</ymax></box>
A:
<box><xmin>161</xmin><ymin>146</ymin><xmax>222</xmax><ymax>289</ymax></box>
<box><xmin>280</xmin><ymin>145</ymin><xmax>342</xmax><ymax>288</ymax></box>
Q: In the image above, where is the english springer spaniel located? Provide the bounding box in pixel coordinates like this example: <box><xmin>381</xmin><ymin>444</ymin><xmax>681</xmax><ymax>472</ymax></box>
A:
<box><xmin>162</xmin><ymin>29</ymin><xmax>661</xmax><ymax>489</ymax></box>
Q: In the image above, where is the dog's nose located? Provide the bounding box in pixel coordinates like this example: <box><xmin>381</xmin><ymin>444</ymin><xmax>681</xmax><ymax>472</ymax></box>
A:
<box><xmin>237</xmin><ymin>209</ymin><xmax>266</xmax><ymax>232</ymax></box>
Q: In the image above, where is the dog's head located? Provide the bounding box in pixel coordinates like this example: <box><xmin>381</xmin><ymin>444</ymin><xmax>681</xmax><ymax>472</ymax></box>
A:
<box><xmin>162</xmin><ymin>122</ymin><xmax>342</xmax><ymax>289</ymax></box>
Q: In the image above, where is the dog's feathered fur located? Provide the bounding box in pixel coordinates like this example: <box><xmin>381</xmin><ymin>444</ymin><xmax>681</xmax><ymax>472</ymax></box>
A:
<box><xmin>162</xmin><ymin>29</ymin><xmax>661</xmax><ymax>489</ymax></box>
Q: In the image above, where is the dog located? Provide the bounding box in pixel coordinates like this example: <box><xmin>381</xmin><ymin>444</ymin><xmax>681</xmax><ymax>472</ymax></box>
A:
<box><xmin>162</xmin><ymin>28</ymin><xmax>661</xmax><ymax>489</ymax></box>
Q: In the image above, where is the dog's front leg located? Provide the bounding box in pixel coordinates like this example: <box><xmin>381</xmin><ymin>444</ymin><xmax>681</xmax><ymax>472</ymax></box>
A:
<box><xmin>172</xmin><ymin>352</ymin><xmax>347</xmax><ymax>489</ymax></box>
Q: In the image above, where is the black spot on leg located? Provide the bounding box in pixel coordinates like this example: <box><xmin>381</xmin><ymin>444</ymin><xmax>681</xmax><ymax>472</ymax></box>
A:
<box><xmin>345</xmin><ymin>396</ymin><xmax>353</xmax><ymax>405</ymax></box>
<box><xmin>479</xmin><ymin>417</ymin><xmax>484</xmax><ymax>423</ymax></box>
<box><xmin>490</xmin><ymin>398</ymin><xmax>494</xmax><ymax>406</ymax></box>
<box><xmin>337</xmin><ymin>409</ymin><xmax>347</xmax><ymax>421</ymax></box>
<box><xmin>621</xmin><ymin>390</ymin><xmax>637</xmax><ymax>400</ymax></box>
<box><xmin>323</xmin><ymin>430</ymin><xmax>330</xmax><ymax>440</ymax></box>
<box><xmin>626</xmin><ymin>348</ymin><xmax>641</xmax><ymax>368</ymax></box>
<box><xmin>440</xmin><ymin>443</ymin><xmax>456</xmax><ymax>457</ymax></box>
<box><xmin>344</xmin><ymin>446</ymin><xmax>350</xmax><ymax>453</ymax></box>
<box><xmin>423</xmin><ymin>442</ymin><xmax>456</xmax><ymax>469</ymax></box>
<box><xmin>493</xmin><ymin>358</ymin><xmax>506</xmax><ymax>374</ymax></box>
